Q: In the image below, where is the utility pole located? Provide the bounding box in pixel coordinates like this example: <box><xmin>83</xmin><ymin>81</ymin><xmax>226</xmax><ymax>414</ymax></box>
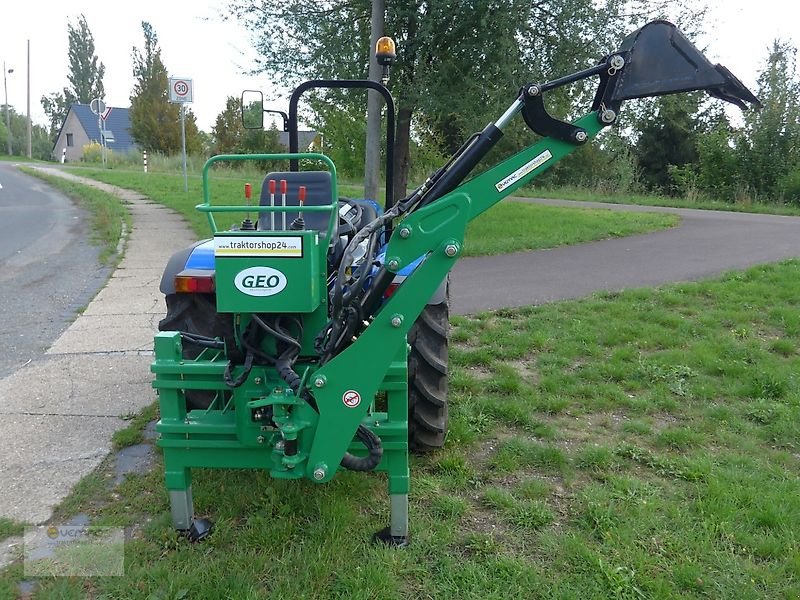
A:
<box><xmin>3</xmin><ymin>62</ymin><xmax>13</xmax><ymax>156</ymax></box>
<box><xmin>363</xmin><ymin>0</ymin><xmax>385</xmax><ymax>202</ymax></box>
<box><xmin>26</xmin><ymin>40</ymin><xmax>31</xmax><ymax>159</ymax></box>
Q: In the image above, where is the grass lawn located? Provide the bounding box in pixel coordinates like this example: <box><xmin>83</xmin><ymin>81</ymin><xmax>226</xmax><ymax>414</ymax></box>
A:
<box><xmin>63</xmin><ymin>167</ymin><xmax>678</xmax><ymax>257</ymax></box>
<box><xmin>524</xmin><ymin>185</ymin><xmax>800</xmax><ymax>217</ymax></box>
<box><xmin>0</xmin><ymin>519</ymin><xmax>23</xmax><ymax>542</ymax></box>
<box><xmin>3</xmin><ymin>260</ymin><xmax>800</xmax><ymax>598</ymax></box>
<box><xmin>20</xmin><ymin>167</ymin><xmax>130</xmax><ymax>265</ymax></box>
<box><xmin>0</xmin><ymin>155</ymin><xmax>49</xmax><ymax>163</ymax></box>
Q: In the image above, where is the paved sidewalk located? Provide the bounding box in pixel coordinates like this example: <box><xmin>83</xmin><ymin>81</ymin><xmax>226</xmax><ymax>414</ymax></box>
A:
<box><xmin>0</xmin><ymin>169</ymin><xmax>195</xmax><ymax>524</ymax></box>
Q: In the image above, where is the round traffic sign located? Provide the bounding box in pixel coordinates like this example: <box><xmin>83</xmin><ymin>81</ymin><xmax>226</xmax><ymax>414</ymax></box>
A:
<box><xmin>173</xmin><ymin>80</ymin><xmax>190</xmax><ymax>97</ymax></box>
<box><xmin>89</xmin><ymin>98</ymin><xmax>106</xmax><ymax>115</ymax></box>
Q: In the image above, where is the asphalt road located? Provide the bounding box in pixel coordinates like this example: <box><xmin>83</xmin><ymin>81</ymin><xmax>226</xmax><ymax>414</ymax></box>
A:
<box><xmin>0</xmin><ymin>163</ymin><xmax>109</xmax><ymax>377</ymax></box>
<box><xmin>451</xmin><ymin>198</ymin><xmax>800</xmax><ymax>314</ymax></box>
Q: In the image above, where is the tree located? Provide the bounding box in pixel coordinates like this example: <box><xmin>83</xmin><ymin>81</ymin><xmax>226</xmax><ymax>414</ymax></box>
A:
<box><xmin>738</xmin><ymin>40</ymin><xmax>800</xmax><ymax>200</ymax></box>
<box><xmin>694</xmin><ymin>116</ymin><xmax>739</xmax><ymax>199</ymax></box>
<box><xmin>225</xmin><ymin>0</ymin><xmax>704</xmax><ymax>200</ymax></box>
<box><xmin>129</xmin><ymin>22</ymin><xmax>201</xmax><ymax>154</ymax></box>
<box><xmin>633</xmin><ymin>93</ymin><xmax>703</xmax><ymax>192</ymax></box>
<box><xmin>41</xmin><ymin>14</ymin><xmax>105</xmax><ymax>140</ymax></box>
<box><xmin>0</xmin><ymin>106</ymin><xmax>51</xmax><ymax>159</ymax></box>
<box><xmin>212</xmin><ymin>95</ymin><xmax>285</xmax><ymax>155</ymax></box>
<box><xmin>212</xmin><ymin>96</ymin><xmax>245</xmax><ymax>154</ymax></box>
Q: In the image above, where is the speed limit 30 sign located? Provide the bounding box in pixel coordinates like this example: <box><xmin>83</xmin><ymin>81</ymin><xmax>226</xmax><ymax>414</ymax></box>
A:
<box><xmin>168</xmin><ymin>77</ymin><xmax>193</xmax><ymax>103</ymax></box>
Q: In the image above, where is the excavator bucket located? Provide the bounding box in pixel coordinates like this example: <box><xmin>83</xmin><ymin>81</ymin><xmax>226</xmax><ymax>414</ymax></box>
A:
<box><xmin>603</xmin><ymin>20</ymin><xmax>760</xmax><ymax>110</ymax></box>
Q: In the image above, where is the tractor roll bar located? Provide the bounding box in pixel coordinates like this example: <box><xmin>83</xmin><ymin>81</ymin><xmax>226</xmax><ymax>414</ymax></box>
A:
<box><xmin>288</xmin><ymin>80</ymin><xmax>396</xmax><ymax>213</ymax></box>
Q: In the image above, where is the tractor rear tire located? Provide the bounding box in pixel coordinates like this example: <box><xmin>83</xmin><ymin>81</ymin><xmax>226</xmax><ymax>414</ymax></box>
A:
<box><xmin>158</xmin><ymin>293</ymin><xmax>233</xmax><ymax>410</ymax></box>
<box><xmin>407</xmin><ymin>289</ymin><xmax>449</xmax><ymax>453</ymax></box>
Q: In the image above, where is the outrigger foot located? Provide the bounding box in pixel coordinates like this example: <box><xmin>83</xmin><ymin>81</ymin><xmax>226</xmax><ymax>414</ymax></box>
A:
<box><xmin>183</xmin><ymin>518</ymin><xmax>214</xmax><ymax>543</ymax></box>
<box><xmin>373</xmin><ymin>526</ymin><xmax>409</xmax><ymax>547</ymax></box>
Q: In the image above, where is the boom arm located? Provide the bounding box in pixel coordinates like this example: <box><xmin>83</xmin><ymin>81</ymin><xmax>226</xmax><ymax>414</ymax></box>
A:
<box><xmin>305</xmin><ymin>108</ymin><xmax>607</xmax><ymax>481</ymax></box>
<box><xmin>305</xmin><ymin>19</ymin><xmax>761</xmax><ymax>482</ymax></box>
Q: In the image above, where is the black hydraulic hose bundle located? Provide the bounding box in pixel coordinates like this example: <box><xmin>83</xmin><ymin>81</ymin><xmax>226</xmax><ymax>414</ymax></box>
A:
<box><xmin>340</xmin><ymin>425</ymin><xmax>383</xmax><ymax>471</ymax></box>
<box><xmin>224</xmin><ymin>314</ymin><xmax>301</xmax><ymax>389</ymax></box>
<box><xmin>224</xmin><ymin>351</ymin><xmax>254</xmax><ymax>388</ymax></box>
<box><xmin>178</xmin><ymin>329</ymin><xmax>254</xmax><ymax>389</ymax></box>
<box><xmin>319</xmin><ymin>122</ymin><xmax>506</xmax><ymax>365</ymax></box>
<box><xmin>258</xmin><ymin>315</ymin><xmax>382</xmax><ymax>470</ymax></box>
<box><xmin>180</xmin><ymin>332</ymin><xmax>225</xmax><ymax>350</ymax></box>
<box><xmin>201</xmin><ymin>305</ymin><xmax>382</xmax><ymax>471</ymax></box>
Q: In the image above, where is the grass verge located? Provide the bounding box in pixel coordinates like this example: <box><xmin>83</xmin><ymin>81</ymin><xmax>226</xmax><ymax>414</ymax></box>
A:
<box><xmin>0</xmin><ymin>519</ymin><xmax>24</xmax><ymax>543</ymax></box>
<box><xmin>4</xmin><ymin>260</ymin><xmax>800</xmax><ymax>597</ymax></box>
<box><xmin>20</xmin><ymin>167</ymin><xmax>130</xmax><ymax>265</ymax></box>
<box><xmin>525</xmin><ymin>184</ymin><xmax>800</xmax><ymax>216</ymax></box>
<box><xmin>112</xmin><ymin>403</ymin><xmax>159</xmax><ymax>450</ymax></box>
<box><xmin>0</xmin><ymin>155</ymin><xmax>49</xmax><ymax>163</ymax></box>
<box><xmin>65</xmin><ymin>167</ymin><xmax>678</xmax><ymax>256</ymax></box>
<box><xmin>463</xmin><ymin>201</ymin><xmax>676</xmax><ymax>256</ymax></box>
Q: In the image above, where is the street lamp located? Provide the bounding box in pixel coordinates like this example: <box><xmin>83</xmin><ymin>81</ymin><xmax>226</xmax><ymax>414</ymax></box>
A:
<box><xmin>3</xmin><ymin>62</ymin><xmax>13</xmax><ymax>156</ymax></box>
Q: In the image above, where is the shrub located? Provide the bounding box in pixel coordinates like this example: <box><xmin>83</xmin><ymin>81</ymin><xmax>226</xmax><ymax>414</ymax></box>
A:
<box><xmin>82</xmin><ymin>141</ymin><xmax>112</xmax><ymax>164</ymax></box>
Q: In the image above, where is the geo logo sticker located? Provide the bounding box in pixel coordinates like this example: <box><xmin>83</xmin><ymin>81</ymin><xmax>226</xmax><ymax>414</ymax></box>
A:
<box><xmin>234</xmin><ymin>266</ymin><xmax>287</xmax><ymax>297</ymax></box>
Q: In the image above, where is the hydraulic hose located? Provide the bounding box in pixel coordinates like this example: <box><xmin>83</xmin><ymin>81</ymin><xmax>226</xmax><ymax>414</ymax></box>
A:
<box><xmin>224</xmin><ymin>351</ymin><xmax>254</xmax><ymax>388</ymax></box>
<box><xmin>340</xmin><ymin>424</ymin><xmax>383</xmax><ymax>471</ymax></box>
<box><xmin>180</xmin><ymin>332</ymin><xmax>225</xmax><ymax>350</ymax></box>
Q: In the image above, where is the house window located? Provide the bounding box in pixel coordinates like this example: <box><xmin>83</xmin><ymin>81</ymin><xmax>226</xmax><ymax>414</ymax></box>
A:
<box><xmin>66</xmin><ymin>133</ymin><xmax>74</xmax><ymax>147</ymax></box>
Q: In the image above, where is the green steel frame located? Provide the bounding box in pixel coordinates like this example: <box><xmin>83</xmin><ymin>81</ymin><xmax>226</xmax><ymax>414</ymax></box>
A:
<box><xmin>152</xmin><ymin>110</ymin><xmax>607</xmax><ymax>540</ymax></box>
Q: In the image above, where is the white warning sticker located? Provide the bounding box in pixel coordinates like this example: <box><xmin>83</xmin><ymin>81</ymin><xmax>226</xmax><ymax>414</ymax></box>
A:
<box><xmin>494</xmin><ymin>150</ymin><xmax>553</xmax><ymax>192</ymax></box>
<box><xmin>214</xmin><ymin>236</ymin><xmax>303</xmax><ymax>258</ymax></box>
<box><xmin>342</xmin><ymin>390</ymin><xmax>362</xmax><ymax>408</ymax></box>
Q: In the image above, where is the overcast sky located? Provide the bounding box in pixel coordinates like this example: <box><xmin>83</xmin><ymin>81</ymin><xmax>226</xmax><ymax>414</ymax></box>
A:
<box><xmin>1</xmin><ymin>0</ymin><xmax>798</xmax><ymax>132</ymax></box>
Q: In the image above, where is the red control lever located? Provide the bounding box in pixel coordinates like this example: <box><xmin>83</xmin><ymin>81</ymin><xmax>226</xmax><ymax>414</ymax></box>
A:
<box><xmin>280</xmin><ymin>179</ymin><xmax>288</xmax><ymax>229</ymax></box>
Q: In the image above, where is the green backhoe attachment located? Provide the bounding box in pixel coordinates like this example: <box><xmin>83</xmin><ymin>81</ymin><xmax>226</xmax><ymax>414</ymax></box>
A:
<box><xmin>152</xmin><ymin>20</ymin><xmax>758</xmax><ymax>544</ymax></box>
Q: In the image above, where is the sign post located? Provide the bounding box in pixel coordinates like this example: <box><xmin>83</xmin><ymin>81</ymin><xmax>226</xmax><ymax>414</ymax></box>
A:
<box><xmin>89</xmin><ymin>97</ymin><xmax>107</xmax><ymax>166</ymax></box>
<box><xmin>168</xmin><ymin>77</ymin><xmax>193</xmax><ymax>192</ymax></box>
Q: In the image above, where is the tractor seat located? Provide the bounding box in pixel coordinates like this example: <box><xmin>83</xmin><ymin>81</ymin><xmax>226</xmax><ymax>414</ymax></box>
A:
<box><xmin>258</xmin><ymin>171</ymin><xmax>334</xmax><ymax>236</ymax></box>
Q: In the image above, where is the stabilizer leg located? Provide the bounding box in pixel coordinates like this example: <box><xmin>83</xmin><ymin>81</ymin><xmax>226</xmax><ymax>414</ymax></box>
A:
<box><xmin>374</xmin><ymin>494</ymin><xmax>409</xmax><ymax>546</ymax></box>
<box><xmin>169</xmin><ymin>486</ymin><xmax>193</xmax><ymax>531</ymax></box>
<box><xmin>390</xmin><ymin>493</ymin><xmax>410</xmax><ymax>541</ymax></box>
<box><xmin>166</xmin><ymin>464</ymin><xmax>214</xmax><ymax>542</ymax></box>
<box><xmin>374</xmin><ymin>354</ymin><xmax>410</xmax><ymax>546</ymax></box>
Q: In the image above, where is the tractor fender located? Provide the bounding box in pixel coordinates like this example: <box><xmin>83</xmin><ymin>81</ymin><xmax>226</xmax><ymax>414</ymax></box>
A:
<box><xmin>159</xmin><ymin>240</ymin><xmax>210</xmax><ymax>295</ymax></box>
<box><xmin>393</xmin><ymin>254</ymin><xmax>448</xmax><ymax>306</ymax></box>
<box><xmin>428</xmin><ymin>278</ymin><xmax>448</xmax><ymax>305</ymax></box>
